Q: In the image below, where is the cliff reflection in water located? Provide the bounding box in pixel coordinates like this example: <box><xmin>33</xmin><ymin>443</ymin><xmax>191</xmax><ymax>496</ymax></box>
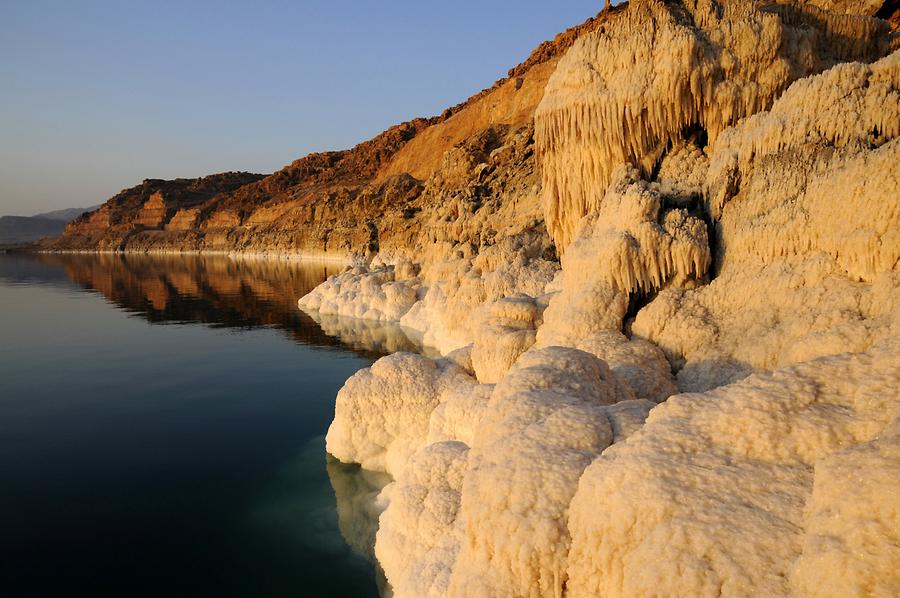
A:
<box><xmin>16</xmin><ymin>252</ymin><xmax>427</xmax><ymax>358</ymax></box>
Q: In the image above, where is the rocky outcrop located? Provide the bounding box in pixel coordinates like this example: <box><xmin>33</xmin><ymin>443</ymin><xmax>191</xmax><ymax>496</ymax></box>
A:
<box><xmin>59</xmin><ymin>173</ymin><xmax>265</xmax><ymax>250</ymax></box>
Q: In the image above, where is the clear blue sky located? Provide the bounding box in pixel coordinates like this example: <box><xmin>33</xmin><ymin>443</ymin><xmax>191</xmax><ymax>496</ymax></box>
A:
<box><xmin>0</xmin><ymin>0</ymin><xmax>604</xmax><ymax>216</ymax></box>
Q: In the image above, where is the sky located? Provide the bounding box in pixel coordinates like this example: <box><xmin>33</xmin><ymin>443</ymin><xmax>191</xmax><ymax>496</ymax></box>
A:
<box><xmin>0</xmin><ymin>0</ymin><xmax>604</xmax><ymax>216</ymax></box>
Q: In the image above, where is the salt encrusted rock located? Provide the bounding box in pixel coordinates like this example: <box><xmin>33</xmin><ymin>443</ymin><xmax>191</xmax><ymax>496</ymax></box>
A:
<box><xmin>537</xmin><ymin>166</ymin><xmax>710</xmax><ymax>348</ymax></box>
<box><xmin>536</xmin><ymin>0</ymin><xmax>891</xmax><ymax>252</ymax></box>
<box><xmin>317</xmin><ymin>4</ymin><xmax>900</xmax><ymax>596</ymax></box>
<box><xmin>470</xmin><ymin>294</ymin><xmax>541</xmax><ymax>383</ymax></box>
<box><xmin>325</xmin><ymin>352</ymin><xmax>475</xmax><ymax>477</ymax></box>
<box><xmin>298</xmin><ymin>263</ymin><xmax>421</xmax><ymax>322</ymax></box>
<box><xmin>564</xmin><ymin>345</ymin><xmax>900</xmax><ymax>597</ymax></box>
<box><xmin>399</xmin><ymin>234</ymin><xmax>558</xmax><ymax>355</ymax></box>
<box><xmin>577</xmin><ymin>330</ymin><xmax>678</xmax><ymax>403</ymax></box>
<box><xmin>426</xmin><ymin>380</ymin><xmax>494</xmax><ymax>447</ymax></box>
<box><xmin>375</xmin><ymin>441</ymin><xmax>470</xmax><ymax>598</ymax></box>
<box><xmin>634</xmin><ymin>51</ymin><xmax>900</xmax><ymax>392</ymax></box>
<box><xmin>791</xmin><ymin>415</ymin><xmax>900</xmax><ymax>596</ymax></box>
<box><xmin>448</xmin><ymin>347</ymin><xmax>636</xmax><ymax>597</ymax></box>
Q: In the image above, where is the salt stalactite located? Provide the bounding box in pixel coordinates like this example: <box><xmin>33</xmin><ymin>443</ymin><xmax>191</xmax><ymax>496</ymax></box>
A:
<box><xmin>448</xmin><ymin>347</ymin><xmax>641</xmax><ymax>598</ymax></box>
<box><xmin>635</xmin><ymin>50</ymin><xmax>900</xmax><ymax>391</ymax></box>
<box><xmin>535</xmin><ymin>0</ymin><xmax>892</xmax><ymax>252</ymax></box>
<box><xmin>706</xmin><ymin>52</ymin><xmax>900</xmax><ymax>276</ymax></box>
<box><xmin>536</xmin><ymin>166</ymin><xmax>710</xmax><ymax>348</ymax></box>
<box><xmin>564</xmin><ymin>343</ymin><xmax>900</xmax><ymax>597</ymax></box>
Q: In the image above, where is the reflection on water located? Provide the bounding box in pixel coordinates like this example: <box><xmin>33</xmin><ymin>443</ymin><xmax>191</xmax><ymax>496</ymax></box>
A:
<box><xmin>308</xmin><ymin>311</ymin><xmax>440</xmax><ymax>358</ymax></box>
<box><xmin>0</xmin><ymin>252</ymin><xmax>412</xmax><ymax>597</ymax></box>
<box><xmin>326</xmin><ymin>456</ymin><xmax>393</xmax><ymax>561</ymax></box>
<box><xmin>2</xmin><ymin>252</ymin><xmax>429</xmax><ymax>357</ymax></box>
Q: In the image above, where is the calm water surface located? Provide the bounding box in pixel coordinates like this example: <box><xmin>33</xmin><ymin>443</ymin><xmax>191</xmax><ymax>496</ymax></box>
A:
<box><xmin>0</xmin><ymin>253</ymin><xmax>412</xmax><ymax>597</ymax></box>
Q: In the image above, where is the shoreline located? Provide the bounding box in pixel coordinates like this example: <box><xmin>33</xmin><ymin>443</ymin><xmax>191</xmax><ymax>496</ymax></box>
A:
<box><xmin>31</xmin><ymin>247</ymin><xmax>355</xmax><ymax>265</ymax></box>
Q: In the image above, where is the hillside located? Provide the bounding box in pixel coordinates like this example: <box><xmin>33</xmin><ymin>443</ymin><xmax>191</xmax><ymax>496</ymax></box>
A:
<box><xmin>46</xmin><ymin>6</ymin><xmax>624</xmax><ymax>257</ymax></box>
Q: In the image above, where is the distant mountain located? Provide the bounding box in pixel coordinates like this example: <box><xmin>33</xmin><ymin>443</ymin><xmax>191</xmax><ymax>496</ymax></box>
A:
<box><xmin>0</xmin><ymin>216</ymin><xmax>67</xmax><ymax>244</ymax></box>
<box><xmin>0</xmin><ymin>204</ymin><xmax>100</xmax><ymax>245</ymax></box>
<box><xmin>33</xmin><ymin>205</ymin><xmax>101</xmax><ymax>222</ymax></box>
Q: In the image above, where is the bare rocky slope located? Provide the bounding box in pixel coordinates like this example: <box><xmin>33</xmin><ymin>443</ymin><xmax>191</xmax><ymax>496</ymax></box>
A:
<box><xmin>47</xmin><ymin>7</ymin><xmax>623</xmax><ymax>258</ymax></box>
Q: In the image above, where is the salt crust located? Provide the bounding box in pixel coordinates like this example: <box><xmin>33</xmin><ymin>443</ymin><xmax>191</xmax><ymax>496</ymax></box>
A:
<box><xmin>307</xmin><ymin>4</ymin><xmax>899</xmax><ymax>595</ymax></box>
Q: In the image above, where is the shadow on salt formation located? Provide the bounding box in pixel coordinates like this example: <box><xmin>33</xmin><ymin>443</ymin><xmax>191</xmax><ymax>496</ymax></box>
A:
<box><xmin>326</xmin><ymin>456</ymin><xmax>393</xmax><ymax>597</ymax></box>
<box><xmin>304</xmin><ymin>310</ymin><xmax>442</xmax><ymax>359</ymax></box>
<box><xmin>325</xmin><ymin>456</ymin><xmax>392</xmax><ymax>561</ymax></box>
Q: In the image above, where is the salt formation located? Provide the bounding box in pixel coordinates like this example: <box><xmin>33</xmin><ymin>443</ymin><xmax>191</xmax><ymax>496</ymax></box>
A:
<box><xmin>310</xmin><ymin>1</ymin><xmax>900</xmax><ymax>595</ymax></box>
<box><xmin>791</xmin><ymin>412</ymin><xmax>900</xmax><ymax>596</ymax></box>
<box><xmin>297</xmin><ymin>260</ymin><xmax>421</xmax><ymax>322</ymax></box>
<box><xmin>426</xmin><ymin>378</ymin><xmax>494</xmax><ymax>447</ymax></box>
<box><xmin>399</xmin><ymin>234</ymin><xmax>557</xmax><ymax>355</ymax></box>
<box><xmin>565</xmin><ymin>344</ymin><xmax>900</xmax><ymax>597</ymax></box>
<box><xmin>577</xmin><ymin>331</ymin><xmax>677</xmax><ymax>403</ymax></box>
<box><xmin>634</xmin><ymin>50</ymin><xmax>900</xmax><ymax>391</ymax></box>
<box><xmin>448</xmin><ymin>348</ymin><xmax>643</xmax><ymax>597</ymax></box>
<box><xmin>375</xmin><ymin>441</ymin><xmax>469</xmax><ymax>598</ymax></box>
<box><xmin>325</xmin><ymin>352</ymin><xmax>477</xmax><ymax>477</ymax></box>
<box><xmin>369</xmin><ymin>347</ymin><xmax>654</xmax><ymax>598</ymax></box>
<box><xmin>470</xmin><ymin>294</ymin><xmax>541</xmax><ymax>383</ymax></box>
<box><xmin>535</xmin><ymin>0</ymin><xmax>892</xmax><ymax>251</ymax></box>
<box><xmin>536</xmin><ymin>166</ymin><xmax>710</xmax><ymax>348</ymax></box>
